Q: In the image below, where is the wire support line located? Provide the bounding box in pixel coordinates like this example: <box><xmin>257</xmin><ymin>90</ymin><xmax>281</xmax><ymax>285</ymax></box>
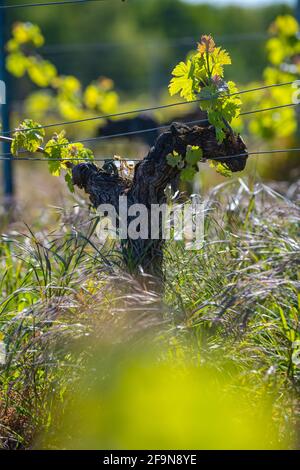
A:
<box><xmin>211</xmin><ymin>147</ymin><xmax>300</xmax><ymax>162</ymax></box>
<box><xmin>0</xmin><ymin>103</ymin><xmax>298</xmax><ymax>157</ymax></box>
<box><xmin>0</xmin><ymin>81</ymin><xmax>295</xmax><ymax>137</ymax></box>
<box><xmin>0</xmin><ymin>147</ymin><xmax>299</xmax><ymax>163</ymax></box>
<box><xmin>0</xmin><ymin>0</ymin><xmax>110</xmax><ymax>10</ymax></box>
<box><xmin>42</xmin><ymin>103</ymin><xmax>300</xmax><ymax>143</ymax></box>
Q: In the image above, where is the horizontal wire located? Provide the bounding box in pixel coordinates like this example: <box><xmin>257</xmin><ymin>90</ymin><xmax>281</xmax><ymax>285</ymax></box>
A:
<box><xmin>42</xmin><ymin>102</ymin><xmax>299</xmax><ymax>144</ymax></box>
<box><xmin>0</xmin><ymin>102</ymin><xmax>297</xmax><ymax>158</ymax></box>
<box><xmin>0</xmin><ymin>102</ymin><xmax>297</xmax><ymax>160</ymax></box>
<box><xmin>0</xmin><ymin>0</ymin><xmax>110</xmax><ymax>9</ymax></box>
<box><xmin>213</xmin><ymin>148</ymin><xmax>300</xmax><ymax>161</ymax></box>
<box><xmin>240</xmin><ymin>102</ymin><xmax>297</xmax><ymax>117</ymax></box>
<box><xmin>0</xmin><ymin>117</ymin><xmax>209</xmax><ymax>157</ymax></box>
<box><xmin>0</xmin><ymin>148</ymin><xmax>299</xmax><ymax>163</ymax></box>
<box><xmin>0</xmin><ymin>155</ymin><xmax>113</xmax><ymax>161</ymax></box>
<box><xmin>0</xmin><ymin>81</ymin><xmax>295</xmax><ymax>137</ymax></box>
<box><xmin>75</xmin><ymin>102</ymin><xmax>299</xmax><ymax>142</ymax></box>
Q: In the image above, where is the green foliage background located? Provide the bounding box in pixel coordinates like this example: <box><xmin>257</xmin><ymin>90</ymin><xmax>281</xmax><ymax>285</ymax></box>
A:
<box><xmin>5</xmin><ymin>0</ymin><xmax>292</xmax><ymax>98</ymax></box>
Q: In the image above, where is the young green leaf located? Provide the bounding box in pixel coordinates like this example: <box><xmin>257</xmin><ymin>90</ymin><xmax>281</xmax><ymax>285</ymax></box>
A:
<box><xmin>180</xmin><ymin>166</ymin><xmax>197</xmax><ymax>182</ymax></box>
<box><xmin>185</xmin><ymin>146</ymin><xmax>203</xmax><ymax>165</ymax></box>
<box><xmin>169</xmin><ymin>60</ymin><xmax>195</xmax><ymax>101</ymax></box>
<box><xmin>169</xmin><ymin>35</ymin><xmax>241</xmax><ymax>152</ymax></box>
<box><xmin>64</xmin><ymin>172</ymin><xmax>74</xmax><ymax>193</ymax></box>
<box><xmin>167</xmin><ymin>151</ymin><xmax>183</xmax><ymax>168</ymax></box>
<box><xmin>11</xmin><ymin>119</ymin><xmax>45</xmax><ymax>156</ymax></box>
<box><xmin>44</xmin><ymin>131</ymin><xmax>69</xmax><ymax>176</ymax></box>
<box><xmin>210</xmin><ymin>161</ymin><xmax>232</xmax><ymax>177</ymax></box>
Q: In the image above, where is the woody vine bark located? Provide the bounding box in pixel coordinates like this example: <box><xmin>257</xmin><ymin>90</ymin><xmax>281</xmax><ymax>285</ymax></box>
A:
<box><xmin>72</xmin><ymin>122</ymin><xmax>248</xmax><ymax>280</ymax></box>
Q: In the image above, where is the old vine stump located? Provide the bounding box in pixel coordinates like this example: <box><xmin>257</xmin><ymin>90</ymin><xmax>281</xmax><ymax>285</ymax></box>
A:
<box><xmin>72</xmin><ymin>122</ymin><xmax>248</xmax><ymax>282</ymax></box>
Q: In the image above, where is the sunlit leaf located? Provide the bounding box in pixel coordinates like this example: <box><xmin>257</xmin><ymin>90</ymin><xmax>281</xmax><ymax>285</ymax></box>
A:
<box><xmin>11</xmin><ymin>119</ymin><xmax>45</xmax><ymax>156</ymax></box>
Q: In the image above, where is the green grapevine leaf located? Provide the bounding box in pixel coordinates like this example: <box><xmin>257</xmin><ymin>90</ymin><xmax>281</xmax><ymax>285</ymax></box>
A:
<box><xmin>197</xmin><ymin>85</ymin><xmax>217</xmax><ymax>110</ymax></box>
<box><xmin>67</xmin><ymin>143</ymin><xmax>94</xmax><ymax>163</ymax></box>
<box><xmin>210</xmin><ymin>161</ymin><xmax>232</xmax><ymax>178</ymax></box>
<box><xmin>44</xmin><ymin>133</ymin><xmax>94</xmax><ymax>181</ymax></box>
<box><xmin>64</xmin><ymin>173</ymin><xmax>74</xmax><ymax>193</ymax></box>
<box><xmin>44</xmin><ymin>131</ymin><xmax>69</xmax><ymax>176</ymax></box>
<box><xmin>169</xmin><ymin>60</ymin><xmax>195</xmax><ymax>101</ymax></box>
<box><xmin>167</xmin><ymin>151</ymin><xmax>183</xmax><ymax>168</ymax></box>
<box><xmin>209</xmin><ymin>47</ymin><xmax>231</xmax><ymax>77</ymax></box>
<box><xmin>169</xmin><ymin>35</ymin><xmax>241</xmax><ymax>149</ymax></box>
<box><xmin>167</xmin><ymin>35</ymin><xmax>242</xmax><ymax>180</ymax></box>
<box><xmin>185</xmin><ymin>146</ymin><xmax>203</xmax><ymax>165</ymax></box>
<box><xmin>11</xmin><ymin>119</ymin><xmax>45</xmax><ymax>156</ymax></box>
<box><xmin>180</xmin><ymin>166</ymin><xmax>197</xmax><ymax>182</ymax></box>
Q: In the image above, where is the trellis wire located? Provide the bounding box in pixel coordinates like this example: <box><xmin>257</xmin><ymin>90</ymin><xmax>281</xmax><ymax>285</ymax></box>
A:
<box><xmin>60</xmin><ymin>102</ymin><xmax>299</xmax><ymax>143</ymax></box>
<box><xmin>0</xmin><ymin>101</ymin><xmax>298</xmax><ymax>161</ymax></box>
<box><xmin>37</xmin><ymin>102</ymin><xmax>299</xmax><ymax>146</ymax></box>
<box><xmin>0</xmin><ymin>81</ymin><xmax>295</xmax><ymax>137</ymax></box>
<box><xmin>0</xmin><ymin>148</ymin><xmax>299</xmax><ymax>163</ymax></box>
<box><xmin>0</xmin><ymin>101</ymin><xmax>297</xmax><ymax>158</ymax></box>
<box><xmin>0</xmin><ymin>0</ymin><xmax>111</xmax><ymax>10</ymax></box>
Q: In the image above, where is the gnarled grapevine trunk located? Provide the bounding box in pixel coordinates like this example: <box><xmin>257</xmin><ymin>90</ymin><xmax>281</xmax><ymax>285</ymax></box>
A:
<box><xmin>72</xmin><ymin>122</ymin><xmax>248</xmax><ymax>281</ymax></box>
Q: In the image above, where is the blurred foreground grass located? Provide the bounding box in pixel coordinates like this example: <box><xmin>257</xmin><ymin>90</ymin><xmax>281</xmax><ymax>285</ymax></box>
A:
<box><xmin>0</xmin><ymin>178</ymin><xmax>299</xmax><ymax>449</ymax></box>
<box><xmin>41</xmin><ymin>344</ymin><xmax>286</xmax><ymax>450</ymax></box>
